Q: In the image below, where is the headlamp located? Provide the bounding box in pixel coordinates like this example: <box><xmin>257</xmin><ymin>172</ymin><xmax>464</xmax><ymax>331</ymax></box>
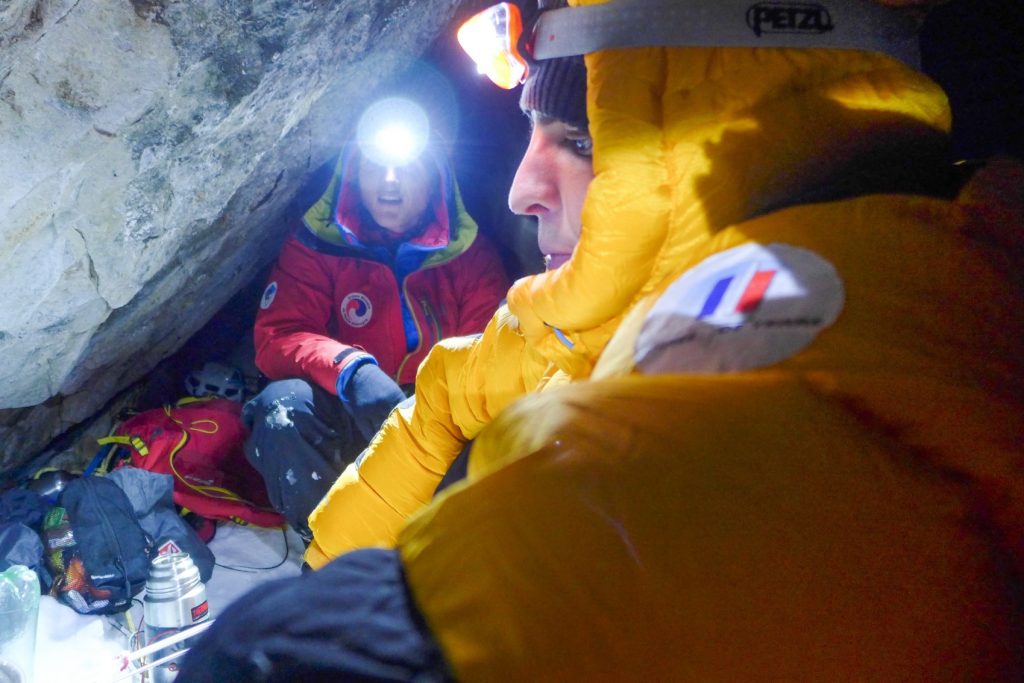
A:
<box><xmin>457</xmin><ymin>2</ymin><xmax>529</xmax><ymax>90</ymax></box>
<box><xmin>458</xmin><ymin>0</ymin><xmax>920</xmax><ymax>90</ymax></box>
<box><xmin>355</xmin><ymin>97</ymin><xmax>431</xmax><ymax>168</ymax></box>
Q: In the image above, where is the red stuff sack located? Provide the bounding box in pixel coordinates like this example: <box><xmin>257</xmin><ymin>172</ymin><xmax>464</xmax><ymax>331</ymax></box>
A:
<box><xmin>99</xmin><ymin>398</ymin><xmax>284</xmax><ymax>528</ymax></box>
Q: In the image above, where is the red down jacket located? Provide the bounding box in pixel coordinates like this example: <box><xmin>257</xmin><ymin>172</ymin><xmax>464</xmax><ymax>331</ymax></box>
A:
<box><xmin>254</xmin><ymin>141</ymin><xmax>508</xmax><ymax>393</ymax></box>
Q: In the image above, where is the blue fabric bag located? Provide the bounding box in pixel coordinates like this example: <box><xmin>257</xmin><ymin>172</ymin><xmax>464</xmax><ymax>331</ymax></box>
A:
<box><xmin>107</xmin><ymin>467</ymin><xmax>214</xmax><ymax>582</ymax></box>
<box><xmin>43</xmin><ymin>476</ymin><xmax>151</xmax><ymax>615</ymax></box>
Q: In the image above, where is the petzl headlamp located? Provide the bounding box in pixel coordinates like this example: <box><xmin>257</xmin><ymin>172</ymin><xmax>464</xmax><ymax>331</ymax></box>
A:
<box><xmin>458</xmin><ymin>0</ymin><xmax>920</xmax><ymax>90</ymax></box>
<box><xmin>355</xmin><ymin>97</ymin><xmax>431</xmax><ymax>168</ymax></box>
<box><xmin>457</xmin><ymin>3</ymin><xmax>529</xmax><ymax>90</ymax></box>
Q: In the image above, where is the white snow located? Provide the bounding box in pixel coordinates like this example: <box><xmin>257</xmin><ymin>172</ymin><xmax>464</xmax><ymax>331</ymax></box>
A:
<box><xmin>265</xmin><ymin>401</ymin><xmax>294</xmax><ymax>429</ymax></box>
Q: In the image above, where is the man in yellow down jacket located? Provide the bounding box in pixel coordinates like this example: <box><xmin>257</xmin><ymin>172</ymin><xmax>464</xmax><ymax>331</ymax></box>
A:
<box><xmin>180</xmin><ymin>1</ymin><xmax>1024</xmax><ymax>680</ymax></box>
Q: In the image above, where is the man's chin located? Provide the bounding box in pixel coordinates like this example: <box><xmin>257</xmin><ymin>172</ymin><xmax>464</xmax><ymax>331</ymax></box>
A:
<box><xmin>545</xmin><ymin>254</ymin><xmax>571</xmax><ymax>271</ymax></box>
<box><xmin>369</xmin><ymin>213</ymin><xmax>411</xmax><ymax>235</ymax></box>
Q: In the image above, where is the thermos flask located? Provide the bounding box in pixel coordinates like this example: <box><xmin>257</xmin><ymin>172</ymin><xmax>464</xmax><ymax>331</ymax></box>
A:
<box><xmin>142</xmin><ymin>552</ymin><xmax>210</xmax><ymax>682</ymax></box>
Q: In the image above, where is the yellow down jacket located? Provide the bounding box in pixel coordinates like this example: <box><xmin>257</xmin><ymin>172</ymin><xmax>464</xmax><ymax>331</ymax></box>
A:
<box><xmin>309</xmin><ymin>12</ymin><xmax>1024</xmax><ymax>681</ymax></box>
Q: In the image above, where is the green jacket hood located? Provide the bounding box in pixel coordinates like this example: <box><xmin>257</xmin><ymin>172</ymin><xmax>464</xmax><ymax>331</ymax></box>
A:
<box><xmin>301</xmin><ymin>137</ymin><xmax>478</xmax><ymax>268</ymax></box>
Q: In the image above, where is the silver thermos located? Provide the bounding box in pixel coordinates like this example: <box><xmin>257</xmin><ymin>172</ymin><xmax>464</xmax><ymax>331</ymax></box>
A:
<box><xmin>143</xmin><ymin>552</ymin><xmax>210</xmax><ymax>682</ymax></box>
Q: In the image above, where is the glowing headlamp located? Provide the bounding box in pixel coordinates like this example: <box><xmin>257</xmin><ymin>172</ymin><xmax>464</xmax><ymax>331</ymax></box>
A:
<box><xmin>356</xmin><ymin>97</ymin><xmax>431</xmax><ymax>168</ymax></box>
<box><xmin>457</xmin><ymin>2</ymin><xmax>529</xmax><ymax>90</ymax></box>
<box><xmin>458</xmin><ymin>0</ymin><xmax>920</xmax><ymax>90</ymax></box>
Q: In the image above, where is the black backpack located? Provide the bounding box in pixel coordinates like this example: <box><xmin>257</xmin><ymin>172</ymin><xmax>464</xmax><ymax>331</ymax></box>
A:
<box><xmin>43</xmin><ymin>476</ymin><xmax>151</xmax><ymax>614</ymax></box>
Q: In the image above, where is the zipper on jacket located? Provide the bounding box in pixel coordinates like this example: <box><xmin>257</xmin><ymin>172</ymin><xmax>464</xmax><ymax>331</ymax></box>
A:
<box><xmin>395</xmin><ymin>277</ymin><xmax>426</xmax><ymax>382</ymax></box>
<box><xmin>82</xmin><ymin>478</ymin><xmax>134</xmax><ymax>604</ymax></box>
<box><xmin>420</xmin><ymin>298</ymin><xmax>442</xmax><ymax>346</ymax></box>
<box><xmin>394</xmin><ymin>265</ymin><xmax>449</xmax><ymax>382</ymax></box>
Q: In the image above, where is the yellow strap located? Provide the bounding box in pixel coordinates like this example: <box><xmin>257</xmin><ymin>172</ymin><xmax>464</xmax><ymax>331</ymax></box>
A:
<box><xmin>97</xmin><ymin>436</ymin><xmax>133</xmax><ymax>446</ymax></box>
<box><xmin>176</xmin><ymin>396</ymin><xmax>214</xmax><ymax>407</ymax></box>
<box><xmin>189</xmin><ymin>484</ymin><xmax>246</xmax><ymax>501</ymax></box>
<box><xmin>97</xmin><ymin>435</ymin><xmax>150</xmax><ymax>457</ymax></box>
<box><xmin>31</xmin><ymin>466</ymin><xmax>61</xmax><ymax>479</ymax></box>
<box><xmin>188</xmin><ymin>418</ymin><xmax>220</xmax><ymax>435</ymax></box>
<box><xmin>167</xmin><ymin>428</ymin><xmax>259</xmax><ymax>506</ymax></box>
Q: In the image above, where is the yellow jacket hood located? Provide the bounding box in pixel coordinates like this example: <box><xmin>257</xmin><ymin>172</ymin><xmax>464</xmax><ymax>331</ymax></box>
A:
<box><xmin>508</xmin><ymin>35</ymin><xmax>951</xmax><ymax>378</ymax></box>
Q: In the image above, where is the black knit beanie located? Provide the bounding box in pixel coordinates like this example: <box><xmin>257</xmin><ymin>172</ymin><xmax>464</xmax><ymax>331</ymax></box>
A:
<box><xmin>519</xmin><ymin>0</ymin><xmax>588</xmax><ymax>128</ymax></box>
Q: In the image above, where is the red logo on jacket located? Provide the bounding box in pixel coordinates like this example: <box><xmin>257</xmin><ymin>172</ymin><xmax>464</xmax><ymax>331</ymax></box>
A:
<box><xmin>341</xmin><ymin>293</ymin><xmax>373</xmax><ymax>327</ymax></box>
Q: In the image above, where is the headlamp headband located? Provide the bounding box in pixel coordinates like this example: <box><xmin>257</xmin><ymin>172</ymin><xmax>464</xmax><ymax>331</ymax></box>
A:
<box><xmin>460</xmin><ymin>0</ymin><xmax>921</xmax><ymax>90</ymax></box>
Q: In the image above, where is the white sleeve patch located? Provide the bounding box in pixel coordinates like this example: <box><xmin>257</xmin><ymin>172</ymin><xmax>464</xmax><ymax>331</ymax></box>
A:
<box><xmin>260</xmin><ymin>281</ymin><xmax>278</xmax><ymax>310</ymax></box>
<box><xmin>636</xmin><ymin>243</ymin><xmax>845</xmax><ymax>374</ymax></box>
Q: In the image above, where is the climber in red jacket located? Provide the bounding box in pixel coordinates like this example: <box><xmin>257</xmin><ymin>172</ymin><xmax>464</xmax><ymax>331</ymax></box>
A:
<box><xmin>245</xmin><ymin>93</ymin><xmax>508</xmax><ymax>537</ymax></box>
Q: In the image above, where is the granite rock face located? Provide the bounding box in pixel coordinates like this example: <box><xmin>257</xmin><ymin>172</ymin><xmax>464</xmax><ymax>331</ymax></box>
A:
<box><xmin>0</xmin><ymin>0</ymin><xmax>463</xmax><ymax>471</ymax></box>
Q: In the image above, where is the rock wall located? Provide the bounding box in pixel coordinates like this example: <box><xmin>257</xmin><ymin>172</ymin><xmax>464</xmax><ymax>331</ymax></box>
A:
<box><xmin>0</xmin><ymin>0</ymin><xmax>464</xmax><ymax>472</ymax></box>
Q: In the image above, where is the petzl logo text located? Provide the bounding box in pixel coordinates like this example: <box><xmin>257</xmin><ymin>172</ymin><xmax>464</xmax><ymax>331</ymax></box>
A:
<box><xmin>746</xmin><ymin>3</ymin><xmax>834</xmax><ymax>36</ymax></box>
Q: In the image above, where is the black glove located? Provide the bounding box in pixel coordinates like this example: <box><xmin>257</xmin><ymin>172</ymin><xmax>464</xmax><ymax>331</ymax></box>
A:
<box><xmin>339</xmin><ymin>362</ymin><xmax>407</xmax><ymax>441</ymax></box>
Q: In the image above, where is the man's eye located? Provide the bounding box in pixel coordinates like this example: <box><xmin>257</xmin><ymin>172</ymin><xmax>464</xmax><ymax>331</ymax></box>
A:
<box><xmin>567</xmin><ymin>135</ymin><xmax>593</xmax><ymax>157</ymax></box>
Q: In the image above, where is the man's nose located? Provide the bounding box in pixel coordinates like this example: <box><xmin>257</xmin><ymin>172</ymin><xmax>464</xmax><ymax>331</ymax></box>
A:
<box><xmin>383</xmin><ymin>166</ymin><xmax>399</xmax><ymax>184</ymax></box>
<box><xmin>508</xmin><ymin>135</ymin><xmax>553</xmax><ymax>216</ymax></box>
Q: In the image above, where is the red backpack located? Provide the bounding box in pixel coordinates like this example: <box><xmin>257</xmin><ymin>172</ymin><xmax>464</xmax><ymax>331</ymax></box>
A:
<box><xmin>98</xmin><ymin>397</ymin><xmax>284</xmax><ymax>528</ymax></box>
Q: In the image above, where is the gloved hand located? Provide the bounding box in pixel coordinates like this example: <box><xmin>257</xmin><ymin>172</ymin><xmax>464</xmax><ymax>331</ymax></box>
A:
<box><xmin>338</xmin><ymin>361</ymin><xmax>407</xmax><ymax>441</ymax></box>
